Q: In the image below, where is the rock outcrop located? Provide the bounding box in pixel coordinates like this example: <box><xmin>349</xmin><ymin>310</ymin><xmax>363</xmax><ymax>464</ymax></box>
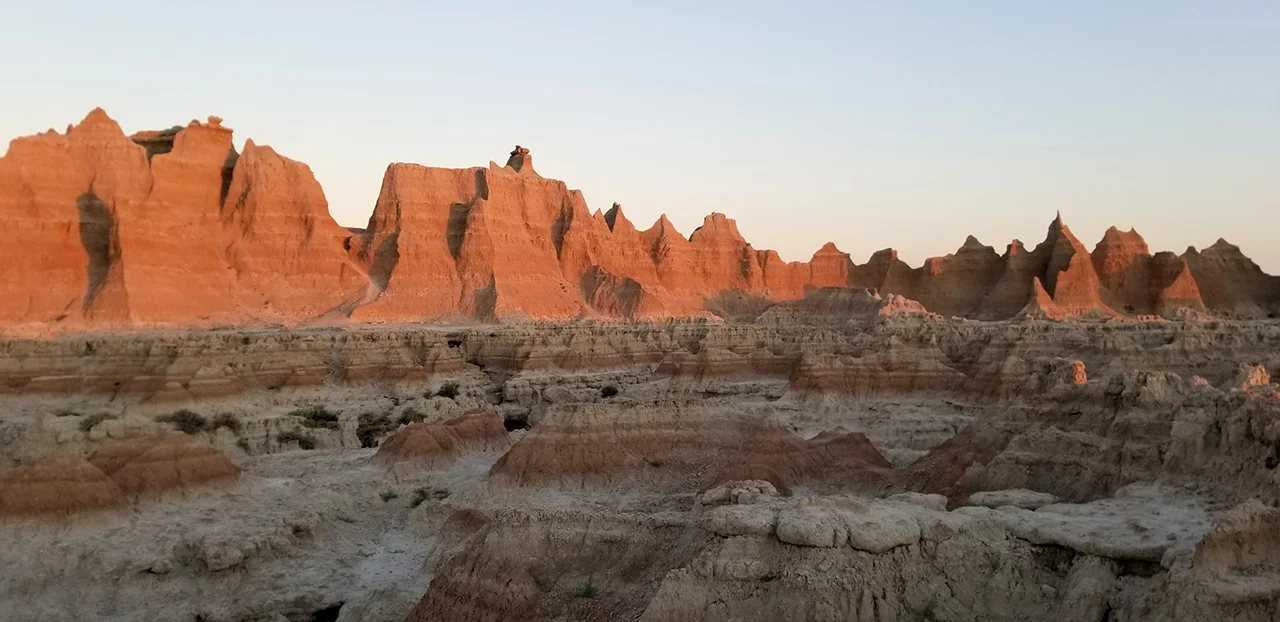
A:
<box><xmin>0</xmin><ymin>110</ymin><xmax>366</xmax><ymax>328</ymax></box>
<box><xmin>220</xmin><ymin>140</ymin><xmax>367</xmax><ymax>319</ymax></box>
<box><xmin>87</xmin><ymin>434</ymin><xmax>239</xmax><ymax>498</ymax></box>
<box><xmin>375</xmin><ymin>409</ymin><xmax>510</xmax><ymax>472</ymax></box>
<box><xmin>489</xmin><ymin>404</ymin><xmax>895</xmax><ymax>493</ymax></box>
<box><xmin>1</xmin><ymin>109</ymin><xmax>1275</xmax><ymax>330</ymax></box>
<box><xmin>914</xmin><ymin>236</ymin><xmax>1005</xmax><ymax>317</ymax></box>
<box><xmin>0</xmin><ymin>459</ymin><xmax>125</xmax><ymax>517</ymax></box>
<box><xmin>1183</xmin><ymin>239</ymin><xmax>1280</xmax><ymax>317</ymax></box>
<box><xmin>0</xmin><ymin>109</ymin><xmax>150</xmax><ymax>324</ymax></box>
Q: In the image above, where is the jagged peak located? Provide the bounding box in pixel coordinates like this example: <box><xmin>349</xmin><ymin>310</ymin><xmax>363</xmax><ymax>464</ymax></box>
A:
<box><xmin>1208</xmin><ymin>238</ymin><xmax>1239</xmax><ymax>251</ymax></box>
<box><xmin>1006</xmin><ymin>239</ymin><xmax>1026</xmax><ymax>256</ymax></box>
<box><xmin>238</xmin><ymin>140</ymin><xmax>284</xmax><ymax>162</ymax></box>
<box><xmin>82</xmin><ymin>107</ymin><xmax>114</xmax><ymax>124</ymax></box>
<box><xmin>689</xmin><ymin>212</ymin><xmax>745</xmax><ymax>244</ymax></box>
<box><xmin>603</xmin><ymin>202</ymin><xmax>626</xmax><ymax>232</ymax></box>
<box><xmin>1094</xmin><ymin>225</ymin><xmax>1149</xmax><ymax>257</ymax></box>
<box><xmin>69</xmin><ymin>107</ymin><xmax>127</xmax><ymax>137</ymax></box>
<box><xmin>503</xmin><ymin>144</ymin><xmax>537</xmax><ymax>176</ymax></box>
<box><xmin>868</xmin><ymin>248</ymin><xmax>899</xmax><ymax>263</ymax></box>
<box><xmin>1045</xmin><ymin>211</ymin><xmax>1073</xmax><ymax>235</ymax></box>
<box><xmin>958</xmin><ymin>235</ymin><xmax>993</xmax><ymax>253</ymax></box>
<box><xmin>643</xmin><ymin>213</ymin><xmax>681</xmax><ymax>238</ymax></box>
<box><xmin>1031</xmin><ymin>277</ymin><xmax>1051</xmax><ymax>297</ymax></box>
<box><xmin>815</xmin><ymin>241</ymin><xmax>843</xmax><ymax>254</ymax></box>
<box><xmin>1018</xmin><ymin>277</ymin><xmax>1060</xmax><ymax>319</ymax></box>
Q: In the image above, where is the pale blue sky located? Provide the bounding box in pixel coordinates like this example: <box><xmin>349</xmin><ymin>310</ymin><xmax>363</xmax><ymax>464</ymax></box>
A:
<box><xmin>3</xmin><ymin>1</ymin><xmax>1277</xmax><ymax>270</ymax></box>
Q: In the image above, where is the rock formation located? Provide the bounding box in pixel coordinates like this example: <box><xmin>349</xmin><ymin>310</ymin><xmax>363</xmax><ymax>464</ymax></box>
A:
<box><xmin>220</xmin><ymin>140</ymin><xmax>367</xmax><ymax>318</ymax></box>
<box><xmin>0</xmin><ymin>459</ymin><xmax>125</xmax><ymax>517</ymax></box>
<box><xmin>489</xmin><ymin>403</ymin><xmax>896</xmax><ymax>494</ymax></box>
<box><xmin>2</xmin><ymin>311</ymin><xmax>1280</xmax><ymax>620</ymax></box>
<box><xmin>375</xmin><ymin>409</ymin><xmax>510</xmax><ymax>472</ymax></box>
<box><xmin>1183</xmin><ymin>239</ymin><xmax>1280</xmax><ymax>317</ymax></box>
<box><xmin>87</xmin><ymin>434</ymin><xmax>239</xmax><ymax>498</ymax></box>
<box><xmin>0</xmin><ymin>110</ymin><xmax>366</xmax><ymax>328</ymax></box>
<box><xmin>1</xmin><ymin>109</ymin><xmax>1276</xmax><ymax>331</ymax></box>
<box><xmin>351</xmin><ymin>164</ymin><xmax>477</xmax><ymax>320</ymax></box>
<box><xmin>914</xmin><ymin>236</ymin><xmax>1004</xmax><ymax>317</ymax></box>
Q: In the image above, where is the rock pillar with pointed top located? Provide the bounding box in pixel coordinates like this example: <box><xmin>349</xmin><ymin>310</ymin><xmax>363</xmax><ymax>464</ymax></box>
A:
<box><xmin>504</xmin><ymin>145</ymin><xmax>536</xmax><ymax>176</ymax></box>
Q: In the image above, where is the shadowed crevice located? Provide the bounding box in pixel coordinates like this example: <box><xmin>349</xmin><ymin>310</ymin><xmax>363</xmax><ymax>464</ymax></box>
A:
<box><xmin>446</xmin><ymin>170</ymin><xmax>490</xmax><ymax>260</ymax></box>
<box><xmin>447</xmin><ymin>203</ymin><xmax>472</xmax><ymax>260</ymax></box>
<box><xmin>219</xmin><ymin>147</ymin><xmax>239</xmax><ymax>209</ymax></box>
<box><xmin>76</xmin><ymin>191</ymin><xmax>118</xmax><ymax>310</ymax></box>
<box><xmin>551</xmin><ymin>203</ymin><xmax>571</xmax><ymax>259</ymax></box>
<box><xmin>604</xmin><ymin>203</ymin><xmax>621</xmax><ymax>232</ymax></box>
<box><xmin>366</xmin><ymin>232</ymin><xmax>400</xmax><ymax>291</ymax></box>
<box><xmin>474</xmin><ymin>168</ymin><xmax>489</xmax><ymax>201</ymax></box>
<box><xmin>473</xmin><ymin>275</ymin><xmax>498</xmax><ymax>322</ymax></box>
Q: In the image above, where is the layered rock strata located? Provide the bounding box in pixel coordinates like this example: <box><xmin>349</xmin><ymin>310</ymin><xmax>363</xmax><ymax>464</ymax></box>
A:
<box><xmin>3</xmin><ymin>110</ymin><xmax>1276</xmax><ymax>330</ymax></box>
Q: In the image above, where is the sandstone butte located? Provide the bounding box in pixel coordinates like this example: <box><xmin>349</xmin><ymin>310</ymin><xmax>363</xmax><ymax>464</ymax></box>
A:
<box><xmin>1</xmin><ymin>109</ymin><xmax>1277</xmax><ymax>330</ymax></box>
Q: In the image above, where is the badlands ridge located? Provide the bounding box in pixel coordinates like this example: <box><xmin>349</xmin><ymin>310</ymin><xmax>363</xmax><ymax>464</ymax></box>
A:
<box><xmin>1</xmin><ymin>109</ymin><xmax>1277</xmax><ymax>330</ymax></box>
<box><xmin>0</xmin><ymin>110</ymin><xmax>1278</xmax><ymax>622</ymax></box>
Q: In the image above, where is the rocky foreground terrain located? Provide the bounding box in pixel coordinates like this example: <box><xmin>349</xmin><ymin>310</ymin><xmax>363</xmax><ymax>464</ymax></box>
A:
<box><xmin>1</xmin><ymin>316</ymin><xmax>1278</xmax><ymax>621</ymax></box>
<box><xmin>1</xmin><ymin>111</ymin><xmax>1279</xmax><ymax>621</ymax></box>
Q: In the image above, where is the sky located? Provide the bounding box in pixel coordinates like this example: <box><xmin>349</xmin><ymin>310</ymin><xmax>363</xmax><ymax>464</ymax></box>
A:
<box><xmin>3</xmin><ymin>1</ymin><xmax>1278</xmax><ymax>271</ymax></box>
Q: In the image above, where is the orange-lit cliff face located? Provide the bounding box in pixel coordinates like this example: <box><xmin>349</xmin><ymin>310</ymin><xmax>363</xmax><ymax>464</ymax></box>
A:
<box><xmin>1</xmin><ymin>109</ymin><xmax>1276</xmax><ymax>330</ymax></box>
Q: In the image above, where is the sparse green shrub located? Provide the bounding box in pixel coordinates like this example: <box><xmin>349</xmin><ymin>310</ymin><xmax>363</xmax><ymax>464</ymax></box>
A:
<box><xmin>291</xmin><ymin>405</ymin><xmax>341</xmax><ymax>430</ymax></box>
<box><xmin>357</xmin><ymin>412</ymin><xmax>397</xmax><ymax>448</ymax></box>
<box><xmin>54</xmin><ymin>408</ymin><xmax>82</xmax><ymax>417</ymax></box>
<box><xmin>396</xmin><ymin>407</ymin><xmax>426</xmax><ymax>427</ymax></box>
<box><xmin>79</xmin><ymin>413</ymin><xmax>117</xmax><ymax>433</ymax></box>
<box><xmin>156</xmin><ymin>409</ymin><xmax>209</xmax><ymax>434</ymax></box>
<box><xmin>435</xmin><ymin>382</ymin><xmax>460</xmax><ymax>400</ymax></box>
<box><xmin>573</xmin><ymin>577</ymin><xmax>598</xmax><ymax>598</ymax></box>
<box><xmin>600</xmin><ymin>385</ymin><xmax>619</xmax><ymax>398</ymax></box>
<box><xmin>212</xmin><ymin>413</ymin><xmax>243</xmax><ymax>435</ymax></box>
<box><xmin>379</xmin><ymin>490</ymin><xmax>399</xmax><ymax>502</ymax></box>
<box><xmin>409</xmin><ymin>487</ymin><xmax>450</xmax><ymax>508</ymax></box>
<box><xmin>278</xmin><ymin>429</ymin><xmax>317</xmax><ymax>450</ymax></box>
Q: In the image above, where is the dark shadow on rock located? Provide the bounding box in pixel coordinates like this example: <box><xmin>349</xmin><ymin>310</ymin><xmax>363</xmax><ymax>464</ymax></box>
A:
<box><xmin>76</xmin><ymin>191</ymin><xmax>117</xmax><ymax>310</ymax></box>
<box><xmin>580</xmin><ymin>266</ymin><xmax>643</xmax><ymax>317</ymax></box>
<box><xmin>446</xmin><ymin>171</ymin><xmax>489</xmax><ymax>260</ymax></box>
<box><xmin>472</xmin><ymin>275</ymin><xmax>498</xmax><ymax>322</ymax></box>
<box><xmin>702</xmin><ymin>289</ymin><xmax>776</xmax><ymax>322</ymax></box>
<box><xmin>447</xmin><ymin>202</ymin><xmax>472</xmax><ymax>260</ymax></box>
<box><xmin>366</xmin><ymin>232</ymin><xmax>400</xmax><ymax>291</ymax></box>
<box><xmin>219</xmin><ymin>146</ymin><xmax>239</xmax><ymax>209</ymax></box>
<box><xmin>130</xmin><ymin>126</ymin><xmax>181</xmax><ymax>162</ymax></box>
<box><xmin>550</xmin><ymin>203</ymin><xmax>571</xmax><ymax>259</ymax></box>
<box><xmin>603</xmin><ymin>203</ymin><xmax>622</xmax><ymax>232</ymax></box>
